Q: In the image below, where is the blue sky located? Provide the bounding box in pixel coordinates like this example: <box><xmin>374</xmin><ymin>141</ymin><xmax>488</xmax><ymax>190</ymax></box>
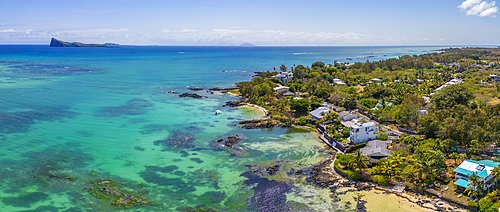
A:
<box><xmin>0</xmin><ymin>0</ymin><xmax>498</xmax><ymax>45</ymax></box>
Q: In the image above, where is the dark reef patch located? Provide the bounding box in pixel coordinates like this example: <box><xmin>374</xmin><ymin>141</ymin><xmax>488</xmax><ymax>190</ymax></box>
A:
<box><xmin>0</xmin><ymin>106</ymin><xmax>77</xmax><ymax>134</ymax></box>
<box><xmin>2</xmin><ymin>192</ymin><xmax>50</xmax><ymax>207</ymax></box>
<box><xmin>134</xmin><ymin>146</ymin><xmax>146</xmax><ymax>151</ymax></box>
<box><xmin>139</xmin><ymin>167</ymin><xmax>196</xmax><ymax>193</ymax></box>
<box><xmin>75</xmin><ymin>130</ymin><xmax>93</xmax><ymax>137</ymax></box>
<box><xmin>154</xmin><ymin>131</ymin><xmax>195</xmax><ymax>149</ymax></box>
<box><xmin>19</xmin><ymin>205</ymin><xmax>60</xmax><ymax>212</ymax></box>
<box><xmin>180</xmin><ymin>151</ymin><xmax>190</xmax><ymax>157</ymax></box>
<box><xmin>241</xmin><ymin>171</ymin><xmax>292</xmax><ymax>212</ymax></box>
<box><xmin>190</xmin><ymin>158</ymin><xmax>203</xmax><ymax>164</ymax></box>
<box><xmin>139</xmin><ymin>124</ymin><xmax>170</xmax><ymax>135</ymax></box>
<box><xmin>200</xmin><ymin>191</ymin><xmax>226</xmax><ymax>204</ymax></box>
<box><xmin>173</xmin><ymin>171</ymin><xmax>186</xmax><ymax>176</ymax></box>
<box><xmin>0</xmin><ymin>61</ymin><xmax>102</xmax><ymax>79</ymax></box>
<box><xmin>96</xmin><ymin>98</ymin><xmax>153</xmax><ymax>117</ymax></box>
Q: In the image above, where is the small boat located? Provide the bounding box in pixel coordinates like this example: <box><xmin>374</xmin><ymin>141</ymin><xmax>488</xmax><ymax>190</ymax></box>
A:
<box><xmin>215</xmin><ymin>110</ymin><xmax>221</xmax><ymax>115</ymax></box>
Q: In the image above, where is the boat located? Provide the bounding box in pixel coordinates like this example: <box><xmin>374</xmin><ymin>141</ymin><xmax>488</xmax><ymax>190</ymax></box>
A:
<box><xmin>215</xmin><ymin>110</ymin><xmax>221</xmax><ymax>115</ymax></box>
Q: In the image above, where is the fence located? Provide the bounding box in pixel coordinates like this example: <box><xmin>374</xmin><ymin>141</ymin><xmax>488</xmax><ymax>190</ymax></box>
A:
<box><xmin>318</xmin><ymin>125</ymin><xmax>346</xmax><ymax>152</ymax></box>
<box><xmin>397</xmin><ymin>127</ymin><xmax>419</xmax><ymax>135</ymax></box>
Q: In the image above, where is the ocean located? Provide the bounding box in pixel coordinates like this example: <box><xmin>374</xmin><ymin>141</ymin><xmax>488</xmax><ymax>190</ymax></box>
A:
<box><xmin>0</xmin><ymin>45</ymin><xmax>449</xmax><ymax>211</ymax></box>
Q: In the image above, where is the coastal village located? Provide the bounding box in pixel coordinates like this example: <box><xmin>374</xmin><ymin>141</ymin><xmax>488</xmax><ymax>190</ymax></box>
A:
<box><xmin>228</xmin><ymin>48</ymin><xmax>500</xmax><ymax>211</ymax></box>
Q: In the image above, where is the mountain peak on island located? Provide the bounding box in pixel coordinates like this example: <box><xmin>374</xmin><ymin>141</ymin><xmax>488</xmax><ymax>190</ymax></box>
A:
<box><xmin>240</xmin><ymin>43</ymin><xmax>256</xmax><ymax>47</ymax></box>
<box><xmin>49</xmin><ymin>38</ymin><xmax>118</xmax><ymax>48</ymax></box>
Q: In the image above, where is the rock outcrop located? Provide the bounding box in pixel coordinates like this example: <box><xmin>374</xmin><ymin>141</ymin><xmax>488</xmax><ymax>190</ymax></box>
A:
<box><xmin>49</xmin><ymin>38</ymin><xmax>117</xmax><ymax>48</ymax></box>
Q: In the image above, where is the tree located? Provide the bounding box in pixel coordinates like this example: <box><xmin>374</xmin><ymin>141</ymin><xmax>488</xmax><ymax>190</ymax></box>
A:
<box><xmin>290</xmin><ymin>98</ymin><xmax>310</xmax><ymax>112</ymax></box>
<box><xmin>396</xmin><ymin>99</ymin><xmax>419</xmax><ymax>129</ymax></box>
<box><xmin>312</xmin><ymin>61</ymin><xmax>325</xmax><ymax>69</ymax></box>
<box><xmin>449</xmin><ymin>152</ymin><xmax>460</xmax><ymax>166</ymax></box>
<box><xmin>490</xmin><ymin>167</ymin><xmax>500</xmax><ymax>183</ymax></box>
<box><xmin>351</xmin><ymin>150</ymin><xmax>368</xmax><ymax>173</ymax></box>
<box><xmin>279</xmin><ymin>64</ymin><xmax>287</xmax><ymax>72</ymax></box>
<box><xmin>254</xmin><ymin>83</ymin><xmax>273</xmax><ymax>96</ymax></box>
<box><xmin>465</xmin><ymin>172</ymin><xmax>483</xmax><ymax>206</ymax></box>
<box><xmin>431</xmin><ymin>84</ymin><xmax>475</xmax><ymax>110</ymax></box>
<box><xmin>343</xmin><ymin>97</ymin><xmax>358</xmax><ymax>110</ymax></box>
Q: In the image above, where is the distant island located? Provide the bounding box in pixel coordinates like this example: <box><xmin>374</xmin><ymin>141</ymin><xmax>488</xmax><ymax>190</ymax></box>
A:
<box><xmin>49</xmin><ymin>38</ymin><xmax>119</xmax><ymax>48</ymax></box>
<box><xmin>240</xmin><ymin>43</ymin><xmax>256</xmax><ymax>47</ymax></box>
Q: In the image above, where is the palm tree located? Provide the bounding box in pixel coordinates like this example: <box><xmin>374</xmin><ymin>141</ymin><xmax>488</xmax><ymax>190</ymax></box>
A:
<box><xmin>353</xmin><ymin>150</ymin><xmax>368</xmax><ymax>173</ymax></box>
<box><xmin>465</xmin><ymin>172</ymin><xmax>483</xmax><ymax>204</ymax></box>
<box><xmin>492</xmin><ymin>167</ymin><xmax>500</xmax><ymax>189</ymax></box>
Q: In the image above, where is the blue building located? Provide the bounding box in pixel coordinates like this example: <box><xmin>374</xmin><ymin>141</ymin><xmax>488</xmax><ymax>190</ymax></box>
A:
<box><xmin>453</xmin><ymin>160</ymin><xmax>500</xmax><ymax>191</ymax></box>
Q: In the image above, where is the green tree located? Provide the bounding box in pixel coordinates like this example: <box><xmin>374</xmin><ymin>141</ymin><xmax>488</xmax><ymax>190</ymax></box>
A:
<box><xmin>351</xmin><ymin>150</ymin><xmax>369</xmax><ymax>173</ymax></box>
<box><xmin>312</xmin><ymin>61</ymin><xmax>325</xmax><ymax>69</ymax></box>
<box><xmin>254</xmin><ymin>83</ymin><xmax>273</xmax><ymax>96</ymax></box>
<box><xmin>396</xmin><ymin>99</ymin><xmax>419</xmax><ymax>129</ymax></box>
<box><xmin>465</xmin><ymin>172</ymin><xmax>483</xmax><ymax>207</ymax></box>
<box><xmin>279</xmin><ymin>64</ymin><xmax>287</xmax><ymax>72</ymax></box>
<box><xmin>290</xmin><ymin>98</ymin><xmax>310</xmax><ymax>112</ymax></box>
<box><xmin>343</xmin><ymin>97</ymin><xmax>358</xmax><ymax>110</ymax></box>
<box><xmin>431</xmin><ymin>84</ymin><xmax>475</xmax><ymax>110</ymax></box>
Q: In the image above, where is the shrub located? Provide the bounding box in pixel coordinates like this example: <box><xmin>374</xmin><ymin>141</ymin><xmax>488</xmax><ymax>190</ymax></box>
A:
<box><xmin>376</xmin><ymin>133</ymin><xmax>389</xmax><ymax>140</ymax></box>
<box><xmin>371</xmin><ymin>175</ymin><xmax>392</xmax><ymax>186</ymax></box>
<box><xmin>306</xmin><ymin>124</ymin><xmax>316</xmax><ymax>128</ymax></box>
<box><xmin>333</xmin><ymin>133</ymin><xmax>343</xmax><ymax>140</ymax></box>
<box><xmin>347</xmin><ymin>171</ymin><xmax>361</xmax><ymax>181</ymax></box>
<box><xmin>346</xmin><ymin>143</ymin><xmax>367</xmax><ymax>153</ymax></box>
<box><xmin>310</xmin><ymin>102</ymin><xmax>321</xmax><ymax>110</ymax></box>
<box><xmin>297</xmin><ymin>117</ymin><xmax>308</xmax><ymax>126</ymax></box>
<box><xmin>467</xmin><ymin>200</ymin><xmax>478</xmax><ymax>209</ymax></box>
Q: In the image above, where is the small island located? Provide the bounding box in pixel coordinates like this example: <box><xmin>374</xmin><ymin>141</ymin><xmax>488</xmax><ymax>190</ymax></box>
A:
<box><xmin>49</xmin><ymin>38</ymin><xmax>119</xmax><ymax>48</ymax></box>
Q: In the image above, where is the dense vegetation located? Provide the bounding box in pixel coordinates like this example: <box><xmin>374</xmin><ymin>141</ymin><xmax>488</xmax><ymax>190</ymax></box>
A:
<box><xmin>235</xmin><ymin>48</ymin><xmax>500</xmax><ymax>209</ymax></box>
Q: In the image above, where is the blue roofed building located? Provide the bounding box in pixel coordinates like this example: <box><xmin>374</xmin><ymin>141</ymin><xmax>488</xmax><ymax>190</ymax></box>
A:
<box><xmin>453</xmin><ymin>160</ymin><xmax>500</xmax><ymax>191</ymax></box>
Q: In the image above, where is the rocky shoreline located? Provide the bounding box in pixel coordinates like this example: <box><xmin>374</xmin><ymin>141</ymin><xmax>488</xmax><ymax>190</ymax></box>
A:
<box><xmin>303</xmin><ymin>156</ymin><xmax>467</xmax><ymax>212</ymax></box>
<box><xmin>179</xmin><ymin>93</ymin><xmax>205</xmax><ymax>99</ymax></box>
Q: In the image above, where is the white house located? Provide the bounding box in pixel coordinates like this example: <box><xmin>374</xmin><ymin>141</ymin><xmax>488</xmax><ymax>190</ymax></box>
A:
<box><xmin>273</xmin><ymin>85</ymin><xmax>289</xmax><ymax>93</ymax></box>
<box><xmin>369</xmin><ymin>78</ymin><xmax>383</xmax><ymax>84</ymax></box>
<box><xmin>347</xmin><ymin>119</ymin><xmax>392</xmax><ymax>144</ymax></box>
<box><xmin>453</xmin><ymin>160</ymin><xmax>500</xmax><ymax>191</ymax></box>
<box><xmin>310</xmin><ymin>107</ymin><xmax>330</xmax><ymax>120</ymax></box>
<box><xmin>273</xmin><ymin>72</ymin><xmax>293</xmax><ymax>84</ymax></box>
<box><xmin>435</xmin><ymin>78</ymin><xmax>463</xmax><ymax>91</ymax></box>
<box><xmin>332</xmin><ymin>78</ymin><xmax>346</xmax><ymax>85</ymax></box>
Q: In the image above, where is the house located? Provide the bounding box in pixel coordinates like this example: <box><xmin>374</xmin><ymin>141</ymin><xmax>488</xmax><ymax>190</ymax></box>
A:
<box><xmin>453</xmin><ymin>160</ymin><xmax>500</xmax><ymax>191</ymax></box>
<box><xmin>489</xmin><ymin>74</ymin><xmax>500</xmax><ymax>83</ymax></box>
<box><xmin>273</xmin><ymin>72</ymin><xmax>293</xmax><ymax>84</ymax></box>
<box><xmin>310</xmin><ymin>107</ymin><xmax>330</xmax><ymax>120</ymax></box>
<box><xmin>369</xmin><ymin>78</ymin><xmax>382</xmax><ymax>84</ymax></box>
<box><xmin>332</xmin><ymin>78</ymin><xmax>346</xmax><ymax>85</ymax></box>
<box><xmin>360</xmin><ymin>140</ymin><xmax>392</xmax><ymax>163</ymax></box>
<box><xmin>348</xmin><ymin>119</ymin><xmax>392</xmax><ymax>144</ymax></box>
<box><xmin>273</xmin><ymin>85</ymin><xmax>289</xmax><ymax>93</ymax></box>
<box><xmin>435</xmin><ymin>78</ymin><xmax>463</xmax><ymax>91</ymax></box>
<box><xmin>338</xmin><ymin>111</ymin><xmax>357</xmax><ymax>121</ymax></box>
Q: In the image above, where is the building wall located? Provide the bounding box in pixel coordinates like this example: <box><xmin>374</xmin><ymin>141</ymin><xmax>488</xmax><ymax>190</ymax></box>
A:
<box><xmin>350</xmin><ymin>124</ymin><xmax>380</xmax><ymax>144</ymax></box>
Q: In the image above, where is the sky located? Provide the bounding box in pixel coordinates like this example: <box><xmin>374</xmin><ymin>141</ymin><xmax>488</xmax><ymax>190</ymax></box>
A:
<box><xmin>0</xmin><ymin>0</ymin><xmax>499</xmax><ymax>46</ymax></box>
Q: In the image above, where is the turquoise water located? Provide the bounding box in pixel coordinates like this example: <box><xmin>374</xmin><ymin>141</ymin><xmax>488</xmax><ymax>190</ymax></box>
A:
<box><xmin>0</xmin><ymin>45</ymin><xmax>447</xmax><ymax>211</ymax></box>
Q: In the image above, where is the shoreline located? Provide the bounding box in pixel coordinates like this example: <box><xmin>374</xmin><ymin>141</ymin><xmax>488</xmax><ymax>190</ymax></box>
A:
<box><xmin>240</xmin><ymin>103</ymin><xmax>268</xmax><ymax>117</ymax></box>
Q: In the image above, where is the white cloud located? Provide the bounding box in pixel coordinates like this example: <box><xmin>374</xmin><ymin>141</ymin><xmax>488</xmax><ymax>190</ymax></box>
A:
<box><xmin>479</xmin><ymin>6</ymin><xmax>499</xmax><ymax>16</ymax></box>
<box><xmin>175</xmin><ymin>29</ymin><xmax>197</xmax><ymax>33</ymax></box>
<box><xmin>459</xmin><ymin>0</ymin><xmax>482</xmax><ymax>10</ymax></box>
<box><xmin>458</xmin><ymin>0</ymin><xmax>498</xmax><ymax>17</ymax></box>
<box><xmin>0</xmin><ymin>29</ymin><xmax>16</xmax><ymax>32</ymax></box>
